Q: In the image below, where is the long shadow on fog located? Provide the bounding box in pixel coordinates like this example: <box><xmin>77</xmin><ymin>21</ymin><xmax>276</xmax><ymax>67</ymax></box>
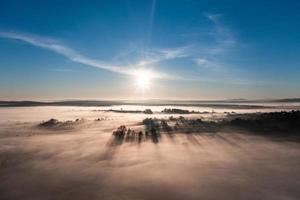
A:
<box><xmin>111</xmin><ymin>125</ymin><xmax>158</xmax><ymax>144</ymax></box>
<box><xmin>142</xmin><ymin>118</ymin><xmax>160</xmax><ymax>144</ymax></box>
<box><xmin>103</xmin><ymin>122</ymin><xmax>161</xmax><ymax>160</ymax></box>
<box><xmin>107</xmin><ymin>111</ymin><xmax>300</xmax><ymax>156</ymax></box>
<box><xmin>99</xmin><ymin>128</ymin><xmax>126</xmax><ymax>161</ymax></box>
<box><xmin>186</xmin><ymin>134</ymin><xmax>203</xmax><ymax>147</ymax></box>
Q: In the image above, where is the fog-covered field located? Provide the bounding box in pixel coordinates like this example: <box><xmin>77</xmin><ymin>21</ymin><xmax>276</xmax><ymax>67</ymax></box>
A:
<box><xmin>1</xmin><ymin>105</ymin><xmax>300</xmax><ymax>200</ymax></box>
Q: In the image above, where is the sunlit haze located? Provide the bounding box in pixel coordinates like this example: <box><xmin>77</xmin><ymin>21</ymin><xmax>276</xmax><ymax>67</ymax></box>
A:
<box><xmin>135</xmin><ymin>69</ymin><xmax>151</xmax><ymax>89</ymax></box>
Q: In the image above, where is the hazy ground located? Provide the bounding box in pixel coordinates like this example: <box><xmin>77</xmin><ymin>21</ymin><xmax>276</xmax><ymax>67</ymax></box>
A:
<box><xmin>1</xmin><ymin>106</ymin><xmax>300</xmax><ymax>200</ymax></box>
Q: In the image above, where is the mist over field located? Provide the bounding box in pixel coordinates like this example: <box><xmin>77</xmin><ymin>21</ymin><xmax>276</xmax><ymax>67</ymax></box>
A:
<box><xmin>1</xmin><ymin>102</ymin><xmax>300</xmax><ymax>200</ymax></box>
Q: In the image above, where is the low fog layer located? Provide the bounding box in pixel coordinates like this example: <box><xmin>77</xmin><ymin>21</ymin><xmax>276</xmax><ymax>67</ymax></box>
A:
<box><xmin>1</xmin><ymin>107</ymin><xmax>300</xmax><ymax>200</ymax></box>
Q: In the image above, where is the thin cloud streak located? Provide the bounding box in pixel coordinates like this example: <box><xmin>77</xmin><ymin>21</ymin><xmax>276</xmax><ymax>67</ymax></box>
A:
<box><xmin>137</xmin><ymin>46</ymin><xmax>190</xmax><ymax>66</ymax></box>
<box><xmin>0</xmin><ymin>31</ymin><xmax>174</xmax><ymax>79</ymax></box>
<box><xmin>0</xmin><ymin>30</ymin><xmax>267</xmax><ymax>86</ymax></box>
<box><xmin>0</xmin><ymin>31</ymin><xmax>124</xmax><ymax>72</ymax></box>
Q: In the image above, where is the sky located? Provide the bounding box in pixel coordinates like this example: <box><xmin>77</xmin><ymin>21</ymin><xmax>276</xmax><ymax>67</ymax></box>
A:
<box><xmin>0</xmin><ymin>0</ymin><xmax>300</xmax><ymax>100</ymax></box>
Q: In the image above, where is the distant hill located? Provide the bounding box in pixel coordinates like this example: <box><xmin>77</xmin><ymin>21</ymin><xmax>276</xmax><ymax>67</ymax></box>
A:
<box><xmin>271</xmin><ymin>98</ymin><xmax>300</xmax><ymax>103</ymax></box>
<box><xmin>0</xmin><ymin>100</ymin><xmax>122</xmax><ymax>107</ymax></box>
<box><xmin>0</xmin><ymin>98</ymin><xmax>299</xmax><ymax>108</ymax></box>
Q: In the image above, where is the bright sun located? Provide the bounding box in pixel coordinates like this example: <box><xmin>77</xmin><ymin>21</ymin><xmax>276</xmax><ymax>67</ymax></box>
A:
<box><xmin>135</xmin><ymin>70</ymin><xmax>151</xmax><ymax>89</ymax></box>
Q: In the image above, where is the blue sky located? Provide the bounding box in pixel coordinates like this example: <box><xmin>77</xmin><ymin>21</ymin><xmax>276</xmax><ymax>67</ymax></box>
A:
<box><xmin>0</xmin><ymin>0</ymin><xmax>299</xmax><ymax>100</ymax></box>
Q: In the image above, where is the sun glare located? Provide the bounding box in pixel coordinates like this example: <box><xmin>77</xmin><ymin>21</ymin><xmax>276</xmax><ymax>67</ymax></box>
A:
<box><xmin>135</xmin><ymin>70</ymin><xmax>151</xmax><ymax>89</ymax></box>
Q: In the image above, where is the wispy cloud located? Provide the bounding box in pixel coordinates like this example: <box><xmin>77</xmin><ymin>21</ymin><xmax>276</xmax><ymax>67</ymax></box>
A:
<box><xmin>194</xmin><ymin>58</ymin><xmax>208</xmax><ymax>66</ymax></box>
<box><xmin>0</xmin><ymin>31</ymin><xmax>126</xmax><ymax>71</ymax></box>
<box><xmin>0</xmin><ymin>31</ymin><xmax>176</xmax><ymax>79</ymax></box>
<box><xmin>205</xmin><ymin>13</ymin><xmax>236</xmax><ymax>54</ymax></box>
<box><xmin>137</xmin><ymin>46</ymin><xmax>190</xmax><ymax>66</ymax></box>
<box><xmin>0</xmin><ymin>28</ymin><xmax>262</xmax><ymax>86</ymax></box>
<box><xmin>193</xmin><ymin>13</ymin><xmax>236</xmax><ymax>69</ymax></box>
